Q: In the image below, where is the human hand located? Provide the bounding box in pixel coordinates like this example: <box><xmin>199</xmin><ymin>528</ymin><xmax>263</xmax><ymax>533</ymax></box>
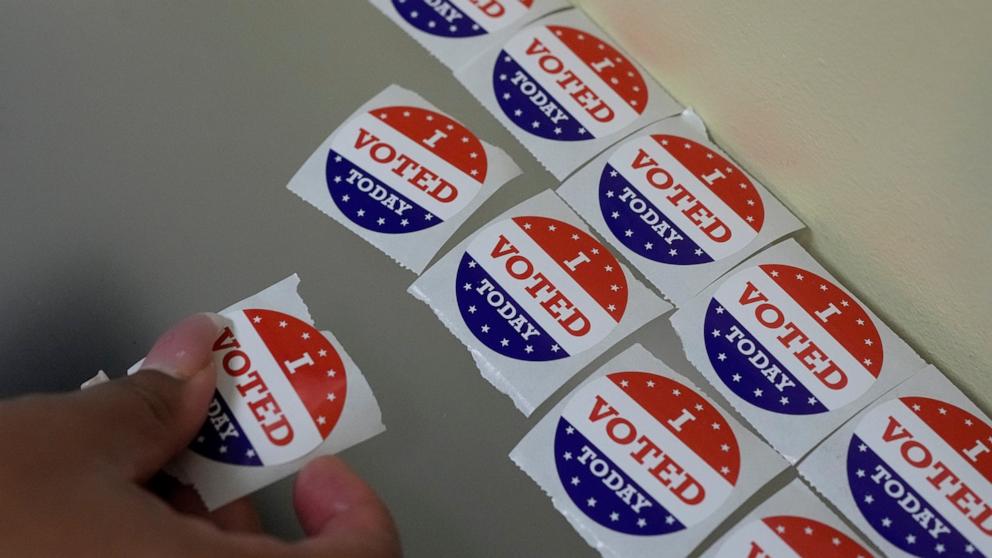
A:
<box><xmin>0</xmin><ymin>313</ymin><xmax>400</xmax><ymax>558</ymax></box>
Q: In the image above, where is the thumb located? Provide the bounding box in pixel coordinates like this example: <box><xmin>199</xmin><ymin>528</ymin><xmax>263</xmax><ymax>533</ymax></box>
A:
<box><xmin>68</xmin><ymin>313</ymin><xmax>226</xmax><ymax>480</ymax></box>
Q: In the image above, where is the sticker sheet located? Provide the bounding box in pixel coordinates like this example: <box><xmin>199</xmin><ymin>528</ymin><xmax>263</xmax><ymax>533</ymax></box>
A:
<box><xmin>287</xmin><ymin>84</ymin><xmax>521</xmax><ymax>273</ymax></box>
<box><xmin>130</xmin><ymin>275</ymin><xmax>385</xmax><ymax>510</ymax></box>
<box><xmin>800</xmin><ymin>365</ymin><xmax>992</xmax><ymax>558</ymax></box>
<box><xmin>510</xmin><ymin>344</ymin><xmax>787</xmax><ymax>557</ymax></box>
<box><xmin>408</xmin><ymin>190</ymin><xmax>670</xmax><ymax>416</ymax></box>
<box><xmin>368</xmin><ymin>0</ymin><xmax>569</xmax><ymax>71</ymax></box>
<box><xmin>558</xmin><ymin>110</ymin><xmax>804</xmax><ymax>305</ymax></box>
<box><xmin>455</xmin><ymin>9</ymin><xmax>682</xmax><ymax>180</ymax></box>
<box><xmin>701</xmin><ymin>479</ymin><xmax>877</xmax><ymax>558</ymax></box>
<box><xmin>671</xmin><ymin>239</ymin><xmax>925</xmax><ymax>463</ymax></box>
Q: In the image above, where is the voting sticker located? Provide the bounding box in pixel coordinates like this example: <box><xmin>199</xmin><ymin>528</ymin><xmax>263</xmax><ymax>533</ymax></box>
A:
<box><xmin>192</xmin><ymin>309</ymin><xmax>346</xmax><ymax>467</ymax></box>
<box><xmin>369</xmin><ymin>0</ymin><xmax>568</xmax><ymax>70</ymax></box>
<box><xmin>289</xmin><ymin>85</ymin><xmax>520</xmax><ymax>273</ymax></box>
<box><xmin>493</xmin><ymin>23</ymin><xmax>647</xmax><ymax>141</ymax></box>
<box><xmin>702</xmin><ymin>479</ymin><xmax>875</xmax><ymax>558</ymax></box>
<box><xmin>599</xmin><ymin>134</ymin><xmax>764</xmax><ymax>266</ymax></box>
<box><xmin>847</xmin><ymin>396</ymin><xmax>991</xmax><ymax>556</ymax></box>
<box><xmin>456</xmin><ymin>215</ymin><xmax>627</xmax><ymax>362</ymax></box>
<box><xmin>457</xmin><ymin>9</ymin><xmax>681</xmax><ymax>179</ymax></box>
<box><xmin>390</xmin><ymin>0</ymin><xmax>538</xmax><ymax>38</ymax></box>
<box><xmin>129</xmin><ymin>275</ymin><xmax>386</xmax><ymax>510</ymax></box>
<box><xmin>511</xmin><ymin>344</ymin><xmax>787</xmax><ymax>557</ymax></box>
<box><xmin>327</xmin><ymin>104</ymin><xmax>488</xmax><ymax>233</ymax></box>
<box><xmin>671</xmin><ymin>239</ymin><xmax>924</xmax><ymax>463</ymax></box>
<box><xmin>801</xmin><ymin>366</ymin><xmax>992</xmax><ymax>558</ymax></box>
<box><xmin>554</xmin><ymin>372</ymin><xmax>740</xmax><ymax>535</ymax></box>
<box><xmin>410</xmin><ymin>190</ymin><xmax>670</xmax><ymax>416</ymax></box>
<box><xmin>704</xmin><ymin>263</ymin><xmax>883</xmax><ymax>416</ymax></box>
<box><xmin>717</xmin><ymin>516</ymin><xmax>873</xmax><ymax>558</ymax></box>
<box><xmin>558</xmin><ymin>111</ymin><xmax>804</xmax><ymax>304</ymax></box>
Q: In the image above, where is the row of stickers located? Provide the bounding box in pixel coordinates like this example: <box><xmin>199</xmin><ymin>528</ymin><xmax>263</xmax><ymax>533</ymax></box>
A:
<box><xmin>108</xmin><ymin>3</ymin><xmax>989</xmax><ymax>558</ymax></box>
<box><xmin>358</xmin><ymin>3</ymin><xmax>989</xmax><ymax>557</ymax></box>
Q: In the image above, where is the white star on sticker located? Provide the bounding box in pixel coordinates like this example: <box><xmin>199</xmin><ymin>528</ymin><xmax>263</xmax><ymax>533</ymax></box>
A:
<box><xmin>480</xmin><ymin>325</ymin><xmax>490</xmax><ymax>333</ymax></box>
<box><xmin>252</xmin><ymin>315</ymin><xmax>262</xmax><ymax>323</ymax></box>
<box><xmin>317</xmin><ymin>416</ymin><xmax>326</xmax><ymax>425</ymax></box>
<box><xmin>732</xmin><ymin>373</ymin><xmax>741</xmax><ymax>382</ymax></box>
<box><xmin>318</xmin><ymin>349</ymin><xmax>327</xmax><ymax>357</ymax></box>
<box><xmin>301</xmin><ymin>332</ymin><xmax>310</xmax><ymax>340</ymax></box>
<box><xmin>279</xmin><ymin>320</ymin><xmax>288</xmax><ymax>328</ymax></box>
<box><xmin>500</xmin><ymin>338</ymin><xmax>509</xmax><ymax>347</ymax></box>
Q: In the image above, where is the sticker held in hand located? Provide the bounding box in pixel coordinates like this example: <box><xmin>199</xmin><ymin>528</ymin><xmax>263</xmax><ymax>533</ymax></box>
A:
<box><xmin>194</xmin><ymin>309</ymin><xmax>346</xmax><ymax>467</ymax></box>
<box><xmin>127</xmin><ymin>275</ymin><xmax>385</xmax><ymax>510</ymax></box>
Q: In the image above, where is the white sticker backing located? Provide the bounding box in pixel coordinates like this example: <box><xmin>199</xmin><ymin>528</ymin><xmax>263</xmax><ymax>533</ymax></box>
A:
<box><xmin>510</xmin><ymin>343</ymin><xmax>787</xmax><ymax>557</ymax></box>
<box><xmin>287</xmin><ymin>84</ymin><xmax>521</xmax><ymax>273</ymax></box>
<box><xmin>671</xmin><ymin>239</ymin><xmax>926</xmax><ymax>463</ymax></box>
<box><xmin>558</xmin><ymin>110</ymin><xmax>804</xmax><ymax>305</ymax></box>
<box><xmin>408</xmin><ymin>189</ymin><xmax>671</xmax><ymax>415</ymax></box>
<box><xmin>455</xmin><ymin>9</ymin><xmax>682</xmax><ymax>180</ymax></box>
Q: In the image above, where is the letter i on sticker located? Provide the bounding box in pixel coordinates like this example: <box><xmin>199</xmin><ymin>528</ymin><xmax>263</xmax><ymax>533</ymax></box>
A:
<box><xmin>391</xmin><ymin>0</ymin><xmax>536</xmax><ymax>37</ymax></box>
<box><xmin>704</xmin><ymin>264</ymin><xmax>883</xmax><ymax>416</ymax></box>
<box><xmin>717</xmin><ymin>515</ymin><xmax>874</xmax><ymax>557</ymax></box>
<box><xmin>327</xmin><ymin>106</ymin><xmax>488</xmax><ymax>233</ymax></box>
<box><xmin>456</xmin><ymin>216</ymin><xmax>627</xmax><ymax>361</ymax></box>
<box><xmin>494</xmin><ymin>24</ymin><xmax>647</xmax><ymax>140</ymax></box>
<box><xmin>554</xmin><ymin>372</ymin><xmax>740</xmax><ymax>534</ymax></box>
<box><xmin>193</xmin><ymin>310</ymin><xmax>347</xmax><ymax>466</ymax></box>
<box><xmin>848</xmin><ymin>397</ymin><xmax>992</xmax><ymax>556</ymax></box>
<box><xmin>600</xmin><ymin>134</ymin><xmax>764</xmax><ymax>265</ymax></box>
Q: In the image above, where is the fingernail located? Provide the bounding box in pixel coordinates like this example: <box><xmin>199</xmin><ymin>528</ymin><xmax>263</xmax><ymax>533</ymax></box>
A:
<box><xmin>140</xmin><ymin>313</ymin><xmax>227</xmax><ymax>380</ymax></box>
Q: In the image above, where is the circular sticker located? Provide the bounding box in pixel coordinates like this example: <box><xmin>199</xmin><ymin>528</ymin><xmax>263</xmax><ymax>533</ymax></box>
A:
<box><xmin>192</xmin><ymin>309</ymin><xmax>347</xmax><ymax>467</ymax></box>
<box><xmin>493</xmin><ymin>24</ymin><xmax>647</xmax><ymax>141</ymax></box>
<box><xmin>847</xmin><ymin>397</ymin><xmax>992</xmax><ymax>557</ymax></box>
<box><xmin>704</xmin><ymin>264</ymin><xmax>883</xmax><ymax>416</ymax></box>
<box><xmin>554</xmin><ymin>371</ymin><xmax>740</xmax><ymax>535</ymax></box>
<box><xmin>326</xmin><ymin>105</ymin><xmax>488</xmax><ymax>234</ymax></box>
<box><xmin>716</xmin><ymin>515</ymin><xmax>874</xmax><ymax>558</ymax></box>
<box><xmin>391</xmin><ymin>0</ymin><xmax>535</xmax><ymax>38</ymax></box>
<box><xmin>455</xmin><ymin>215</ymin><xmax>627</xmax><ymax>361</ymax></box>
<box><xmin>599</xmin><ymin>133</ymin><xmax>765</xmax><ymax>265</ymax></box>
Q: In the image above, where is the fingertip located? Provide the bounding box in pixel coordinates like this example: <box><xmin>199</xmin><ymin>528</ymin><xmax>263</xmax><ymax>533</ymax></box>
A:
<box><xmin>293</xmin><ymin>456</ymin><xmax>399</xmax><ymax>555</ymax></box>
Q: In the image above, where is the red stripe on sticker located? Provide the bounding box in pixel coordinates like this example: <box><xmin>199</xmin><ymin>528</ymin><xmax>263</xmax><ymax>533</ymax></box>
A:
<box><xmin>246</xmin><ymin>309</ymin><xmax>347</xmax><ymax>439</ymax></box>
<box><xmin>373</xmin><ymin>106</ymin><xmax>487</xmax><ymax>183</ymax></box>
<box><xmin>654</xmin><ymin>134</ymin><xmax>764</xmax><ymax>232</ymax></box>
<box><xmin>608</xmin><ymin>371</ymin><xmax>741</xmax><ymax>484</ymax></box>
<box><xmin>760</xmin><ymin>264</ymin><xmax>883</xmax><ymax>378</ymax></box>
<box><xmin>513</xmin><ymin>215</ymin><xmax>627</xmax><ymax>322</ymax></box>
<box><xmin>902</xmin><ymin>397</ymin><xmax>992</xmax><ymax>486</ymax></box>
<box><xmin>762</xmin><ymin>515</ymin><xmax>874</xmax><ymax>557</ymax></box>
<box><xmin>547</xmin><ymin>25</ymin><xmax>647</xmax><ymax>113</ymax></box>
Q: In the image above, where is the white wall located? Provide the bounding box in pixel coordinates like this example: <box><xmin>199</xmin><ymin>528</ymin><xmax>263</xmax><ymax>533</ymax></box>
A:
<box><xmin>575</xmin><ymin>0</ymin><xmax>991</xmax><ymax>403</ymax></box>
